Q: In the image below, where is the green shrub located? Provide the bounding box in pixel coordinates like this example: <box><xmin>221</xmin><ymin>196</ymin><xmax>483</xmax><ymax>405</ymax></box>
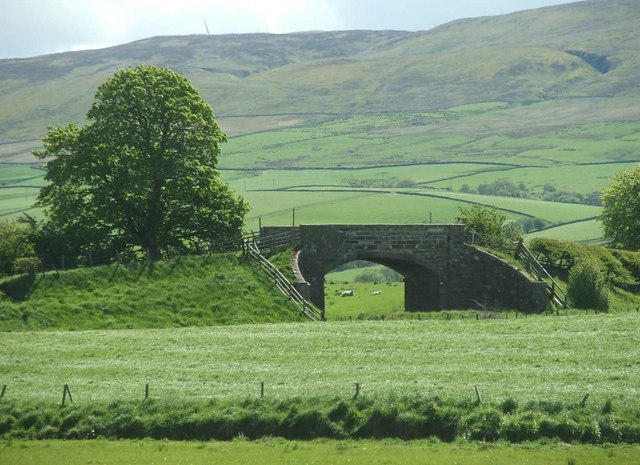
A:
<box><xmin>500</xmin><ymin>397</ymin><xmax>519</xmax><ymax>414</ymax></box>
<box><xmin>500</xmin><ymin>413</ymin><xmax>540</xmax><ymax>442</ymax></box>
<box><xmin>462</xmin><ymin>408</ymin><xmax>502</xmax><ymax>441</ymax></box>
<box><xmin>529</xmin><ymin>238</ymin><xmax>640</xmax><ymax>291</ymax></box>
<box><xmin>1</xmin><ymin>398</ymin><xmax>638</xmax><ymax>444</ymax></box>
<box><xmin>354</xmin><ymin>407</ymin><xmax>399</xmax><ymax>439</ymax></box>
<box><xmin>567</xmin><ymin>260</ymin><xmax>609</xmax><ymax>310</ymax></box>
<box><xmin>281</xmin><ymin>409</ymin><xmax>339</xmax><ymax>439</ymax></box>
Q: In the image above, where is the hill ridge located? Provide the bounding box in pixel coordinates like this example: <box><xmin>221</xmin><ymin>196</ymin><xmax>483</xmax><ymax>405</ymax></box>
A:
<box><xmin>0</xmin><ymin>0</ymin><xmax>638</xmax><ymax>162</ymax></box>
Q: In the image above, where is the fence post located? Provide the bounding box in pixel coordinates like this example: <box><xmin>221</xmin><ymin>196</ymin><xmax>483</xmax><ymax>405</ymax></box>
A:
<box><xmin>474</xmin><ymin>385</ymin><xmax>482</xmax><ymax>405</ymax></box>
<box><xmin>580</xmin><ymin>393</ymin><xmax>589</xmax><ymax>407</ymax></box>
<box><xmin>354</xmin><ymin>382</ymin><xmax>360</xmax><ymax>400</ymax></box>
<box><xmin>0</xmin><ymin>385</ymin><xmax>6</xmax><ymax>399</ymax></box>
<box><xmin>61</xmin><ymin>384</ymin><xmax>73</xmax><ymax>407</ymax></box>
<box><xmin>145</xmin><ymin>383</ymin><xmax>149</xmax><ymax>400</ymax></box>
<box><xmin>260</xmin><ymin>381</ymin><xmax>265</xmax><ymax>398</ymax></box>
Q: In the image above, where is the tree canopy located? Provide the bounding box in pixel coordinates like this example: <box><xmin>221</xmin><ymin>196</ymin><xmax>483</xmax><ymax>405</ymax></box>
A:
<box><xmin>456</xmin><ymin>205</ymin><xmax>522</xmax><ymax>247</ymax></box>
<box><xmin>600</xmin><ymin>165</ymin><xmax>640</xmax><ymax>251</ymax></box>
<box><xmin>35</xmin><ymin>65</ymin><xmax>248</xmax><ymax>261</ymax></box>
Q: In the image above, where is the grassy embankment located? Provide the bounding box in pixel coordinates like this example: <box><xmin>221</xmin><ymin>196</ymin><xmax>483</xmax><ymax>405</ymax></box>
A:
<box><xmin>0</xmin><ymin>253</ymin><xmax>302</xmax><ymax>331</ymax></box>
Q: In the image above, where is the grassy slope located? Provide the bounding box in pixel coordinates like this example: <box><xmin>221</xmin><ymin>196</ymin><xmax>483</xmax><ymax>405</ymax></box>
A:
<box><xmin>0</xmin><ymin>254</ymin><xmax>303</xmax><ymax>331</ymax></box>
<box><xmin>1</xmin><ymin>0</ymin><xmax>639</xmax><ymax>157</ymax></box>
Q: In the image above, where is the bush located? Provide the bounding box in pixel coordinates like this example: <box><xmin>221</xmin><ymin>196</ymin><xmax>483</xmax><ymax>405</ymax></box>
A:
<box><xmin>567</xmin><ymin>260</ymin><xmax>609</xmax><ymax>310</ymax></box>
<box><xmin>463</xmin><ymin>408</ymin><xmax>502</xmax><ymax>441</ymax></box>
<box><xmin>12</xmin><ymin>257</ymin><xmax>42</xmax><ymax>276</ymax></box>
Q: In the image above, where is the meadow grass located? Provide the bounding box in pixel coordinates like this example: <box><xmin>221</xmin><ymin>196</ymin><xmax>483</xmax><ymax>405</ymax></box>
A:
<box><xmin>241</xmin><ymin>190</ymin><xmax>478</xmax><ymax>231</ymax></box>
<box><xmin>526</xmin><ymin>219</ymin><xmax>605</xmax><ymax>243</ymax></box>
<box><xmin>0</xmin><ymin>254</ymin><xmax>302</xmax><ymax>331</ymax></box>
<box><xmin>324</xmin><ymin>282</ymin><xmax>404</xmax><ymax>320</ymax></box>
<box><xmin>221</xmin><ymin>114</ymin><xmax>640</xmax><ymax>170</ymax></box>
<box><xmin>2</xmin><ymin>439</ymin><xmax>639</xmax><ymax>465</ymax></box>
<box><xmin>1</xmin><ymin>313</ymin><xmax>637</xmax><ymax>406</ymax></box>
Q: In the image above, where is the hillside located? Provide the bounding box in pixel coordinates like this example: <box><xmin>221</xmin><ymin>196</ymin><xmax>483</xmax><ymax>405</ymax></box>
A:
<box><xmin>0</xmin><ymin>0</ymin><xmax>639</xmax><ymax>162</ymax></box>
<box><xmin>0</xmin><ymin>254</ymin><xmax>303</xmax><ymax>330</ymax></box>
<box><xmin>0</xmin><ymin>0</ymin><xmax>639</xmax><ymax>242</ymax></box>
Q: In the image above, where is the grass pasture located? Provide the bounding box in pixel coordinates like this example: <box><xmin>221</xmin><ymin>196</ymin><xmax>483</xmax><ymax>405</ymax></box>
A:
<box><xmin>0</xmin><ymin>107</ymin><xmax>633</xmax><ymax>242</ymax></box>
<box><xmin>324</xmin><ymin>281</ymin><xmax>404</xmax><ymax>320</ymax></box>
<box><xmin>2</xmin><ymin>439</ymin><xmax>639</xmax><ymax>465</ymax></box>
<box><xmin>1</xmin><ymin>313</ymin><xmax>638</xmax><ymax>406</ymax></box>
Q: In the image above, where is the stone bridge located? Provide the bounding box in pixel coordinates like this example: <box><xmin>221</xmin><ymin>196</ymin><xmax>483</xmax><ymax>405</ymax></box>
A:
<box><xmin>286</xmin><ymin>224</ymin><xmax>548</xmax><ymax>317</ymax></box>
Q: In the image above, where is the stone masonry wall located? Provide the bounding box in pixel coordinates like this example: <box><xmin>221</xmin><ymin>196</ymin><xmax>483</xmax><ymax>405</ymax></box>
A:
<box><xmin>295</xmin><ymin>224</ymin><xmax>548</xmax><ymax>313</ymax></box>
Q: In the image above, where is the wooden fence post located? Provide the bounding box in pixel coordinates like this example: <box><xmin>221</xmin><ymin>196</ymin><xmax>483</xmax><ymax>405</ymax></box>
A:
<box><xmin>580</xmin><ymin>393</ymin><xmax>589</xmax><ymax>407</ymax></box>
<box><xmin>354</xmin><ymin>382</ymin><xmax>360</xmax><ymax>400</ymax></box>
<box><xmin>145</xmin><ymin>383</ymin><xmax>149</xmax><ymax>400</ymax></box>
<box><xmin>260</xmin><ymin>382</ymin><xmax>265</xmax><ymax>398</ymax></box>
<box><xmin>61</xmin><ymin>384</ymin><xmax>73</xmax><ymax>407</ymax></box>
<box><xmin>0</xmin><ymin>385</ymin><xmax>6</xmax><ymax>399</ymax></box>
<box><xmin>474</xmin><ymin>386</ymin><xmax>482</xmax><ymax>405</ymax></box>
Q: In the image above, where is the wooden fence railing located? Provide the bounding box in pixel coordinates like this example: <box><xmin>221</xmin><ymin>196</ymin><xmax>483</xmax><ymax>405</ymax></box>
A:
<box><xmin>243</xmin><ymin>229</ymin><xmax>301</xmax><ymax>254</ymax></box>
<box><xmin>515</xmin><ymin>240</ymin><xmax>567</xmax><ymax>307</ymax></box>
<box><xmin>245</xmin><ymin>240</ymin><xmax>321</xmax><ymax>321</ymax></box>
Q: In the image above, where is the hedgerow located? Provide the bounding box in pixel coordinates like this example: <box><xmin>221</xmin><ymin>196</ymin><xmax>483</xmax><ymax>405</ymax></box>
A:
<box><xmin>1</xmin><ymin>396</ymin><xmax>638</xmax><ymax>444</ymax></box>
<box><xmin>529</xmin><ymin>238</ymin><xmax>640</xmax><ymax>291</ymax></box>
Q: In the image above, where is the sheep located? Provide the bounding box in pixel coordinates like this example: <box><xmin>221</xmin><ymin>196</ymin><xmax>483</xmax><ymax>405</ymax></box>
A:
<box><xmin>340</xmin><ymin>290</ymin><xmax>355</xmax><ymax>297</ymax></box>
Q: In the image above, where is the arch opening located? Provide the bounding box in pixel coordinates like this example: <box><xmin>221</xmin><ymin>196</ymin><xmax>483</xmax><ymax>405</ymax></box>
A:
<box><xmin>320</xmin><ymin>257</ymin><xmax>441</xmax><ymax>319</ymax></box>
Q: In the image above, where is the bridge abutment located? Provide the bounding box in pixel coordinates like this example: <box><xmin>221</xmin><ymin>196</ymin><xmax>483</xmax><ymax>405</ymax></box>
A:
<box><xmin>404</xmin><ymin>275</ymin><xmax>440</xmax><ymax>311</ymax></box>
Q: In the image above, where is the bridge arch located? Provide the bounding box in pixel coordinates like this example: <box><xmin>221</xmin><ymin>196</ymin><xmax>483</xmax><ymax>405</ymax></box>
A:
<box><xmin>319</xmin><ymin>253</ymin><xmax>442</xmax><ymax>312</ymax></box>
<box><xmin>293</xmin><ymin>224</ymin><xmax>548</xmax><ymax>318</ymax></box>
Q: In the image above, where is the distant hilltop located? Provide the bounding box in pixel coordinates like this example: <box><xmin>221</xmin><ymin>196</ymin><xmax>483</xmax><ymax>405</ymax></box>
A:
<box><xmin>0</xmin><ymin>0</ymin><xmax>638</xmax><ymax>161</ymax></box>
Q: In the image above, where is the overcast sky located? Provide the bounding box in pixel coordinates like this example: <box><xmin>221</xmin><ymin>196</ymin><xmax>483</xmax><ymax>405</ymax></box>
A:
<box><xmin>1</xmin><ymin>0</ymin><xmax>578</xmax><ymax>59</ymax></box>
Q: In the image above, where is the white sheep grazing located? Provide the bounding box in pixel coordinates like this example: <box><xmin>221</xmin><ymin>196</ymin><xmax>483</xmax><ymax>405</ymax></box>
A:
<box><xmin>373</xmin><ymin>290</ymin><xmax>382</xmax><ymax>296</ymax></box>
<box><xmin>341</xmin><ymin>290</ymin><xmax>355</xmax><ymax>297</ymax></box>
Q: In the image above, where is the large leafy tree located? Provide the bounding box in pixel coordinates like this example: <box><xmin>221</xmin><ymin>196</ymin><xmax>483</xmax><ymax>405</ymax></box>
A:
<box><xmin>600</xmin><ymin>165</ymin><xmax>640</xmax><ymax>250</ymax></box>
<box><xmin>35</xmin><ymin>65</ymin><xmax>248</xmax><ymax>260</ymax></box>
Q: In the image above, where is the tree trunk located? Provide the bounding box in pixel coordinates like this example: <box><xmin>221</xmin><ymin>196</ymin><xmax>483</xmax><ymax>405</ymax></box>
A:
<box><xmin>147</xmin><ymin>244</ymin><xmax>162</xmax><ymax>261</ymax></box>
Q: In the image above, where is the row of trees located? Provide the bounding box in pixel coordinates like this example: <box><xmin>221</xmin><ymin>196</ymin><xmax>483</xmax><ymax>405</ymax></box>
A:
<box><xmin>460</xmin><ymin>180</ymin><xmax>601</xmax><ymax>206</ymax></box>
<box><xmin>1</xmin><ymin>66</ymin><xmax>248</xmax><ymax>274</ymax></box>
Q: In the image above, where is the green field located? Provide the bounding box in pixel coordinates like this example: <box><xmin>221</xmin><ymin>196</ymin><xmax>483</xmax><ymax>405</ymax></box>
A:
<box><xmin>2</xmin><ymin>106</ymin><xmax>635</xmax><ymax>241</ymax></box>
<box><xmin>324</xmin><ymin>282</ymin><xmax>405</xmax><ymax>320</ymax></box>
<box><xmin>2</xmin><ymin>439</ymin><xmax>639</xmax><ymax>465</ymax></box>
<box><xmin>1</xmin><ymin>2</ymin><xmax>640</xmax><ymax>458</ymax></box>
<box><xmin>2</xmin><ymin>313</ymin><xmax>637</xmax><ymax>405</ymax></box>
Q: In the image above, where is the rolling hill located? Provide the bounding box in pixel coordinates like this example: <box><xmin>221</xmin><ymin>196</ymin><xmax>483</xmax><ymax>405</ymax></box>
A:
<box><xmin>0</xmin><ymin>0</ymin><xmax>638</xmax><ymax>241</ymax></box>
<box><xmin>1</xmin><ymin>0</ymin><xmax>638</xmax><ymax>162</ymax></box>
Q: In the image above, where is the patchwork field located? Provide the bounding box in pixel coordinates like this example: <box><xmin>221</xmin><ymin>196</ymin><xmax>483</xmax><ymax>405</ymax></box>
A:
<box><xmin>3</xmin><ymin>102</ymin><xmax>638</xmax><ymax>239</ymax></box>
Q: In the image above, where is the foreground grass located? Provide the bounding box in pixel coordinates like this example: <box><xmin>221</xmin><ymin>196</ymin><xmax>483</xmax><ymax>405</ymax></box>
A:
<box><xmin>1</xmin><ymin>313</ymin><xmax>637</xmax><ymax>406</ymax></box>
<box><xmin>2</xmin><ymin>439</ymin><xmax>639</xmax><ymax>465</ymax></box>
